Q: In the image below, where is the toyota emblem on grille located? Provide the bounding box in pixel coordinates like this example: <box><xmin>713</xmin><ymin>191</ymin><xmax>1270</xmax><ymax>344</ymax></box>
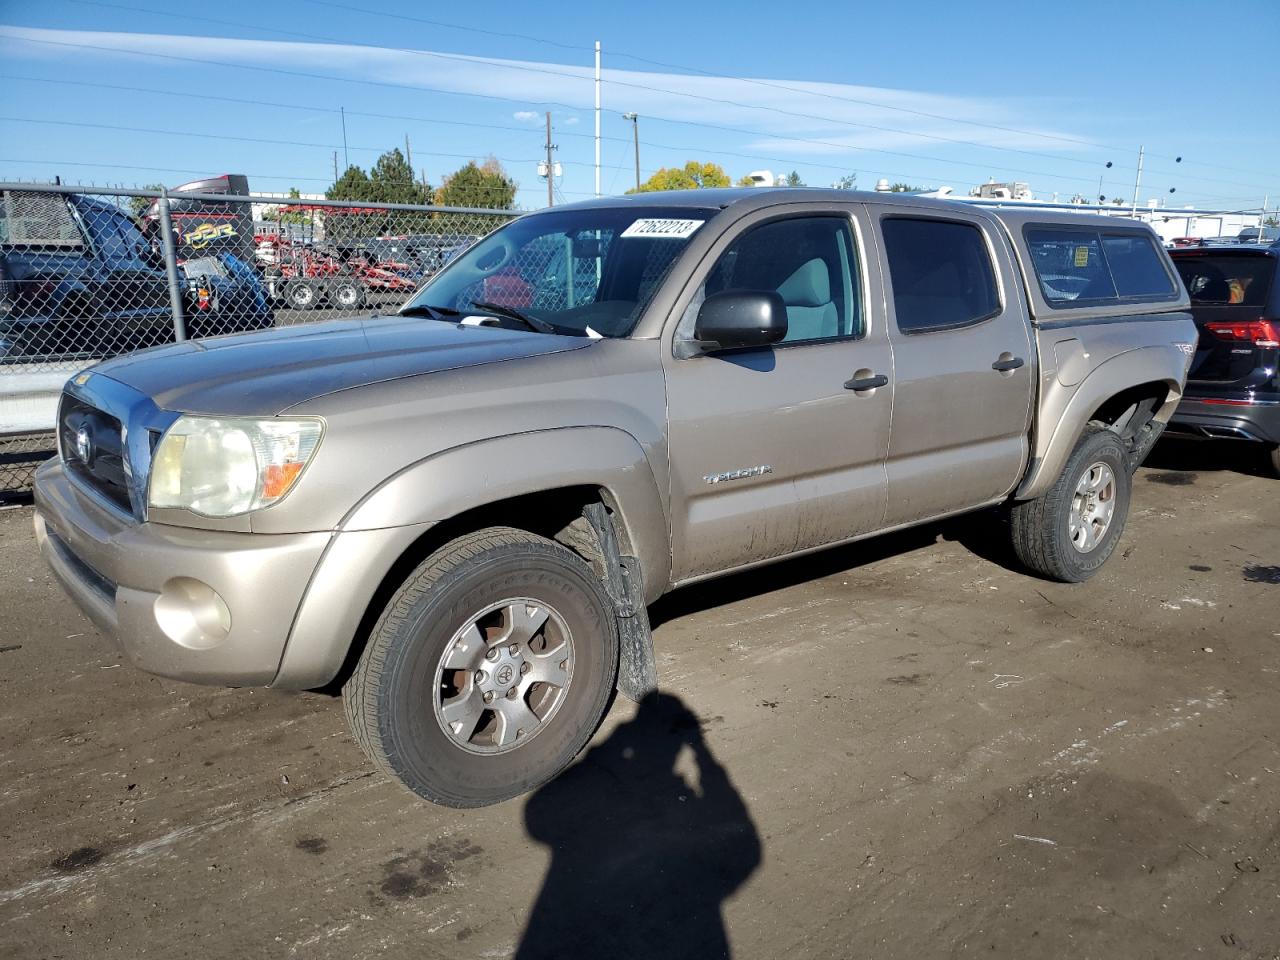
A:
<box><xmin>74</xmin><ymin>424</ymin><xmax>95</xmax><ymax>467</ymax></box>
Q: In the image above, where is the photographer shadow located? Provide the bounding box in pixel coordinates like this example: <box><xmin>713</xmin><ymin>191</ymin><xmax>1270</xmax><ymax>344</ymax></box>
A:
<box><xmin>515</xmin><ymin>692</ymin><xmax>762</xmax><ymax>960</ymax></box>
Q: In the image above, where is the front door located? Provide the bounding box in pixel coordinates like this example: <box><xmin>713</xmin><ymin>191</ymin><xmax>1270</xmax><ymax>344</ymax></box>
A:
<box><xmin>873</xmin><ymin>209</ymin><xmax>1035</xmax><ymax>527</ymax></box>
<box><xmin>662</xmin><ymin>208</ymin><xmax>893</xmax><ymax>583</ymax></box>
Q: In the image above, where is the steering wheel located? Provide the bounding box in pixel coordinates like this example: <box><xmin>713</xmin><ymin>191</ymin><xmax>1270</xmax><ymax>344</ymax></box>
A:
<box><xmin>1040</xmin><ymin>274</ymin><xmax>1092</xmax><ymax>300</ymax></box>
<box><xmin>473</xmin><ymin>236</ymin><xmax>515</xmax><ymax>276</ymax></box>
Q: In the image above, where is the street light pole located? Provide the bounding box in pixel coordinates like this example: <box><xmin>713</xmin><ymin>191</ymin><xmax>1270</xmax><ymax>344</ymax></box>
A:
<box><xmin>623</xmin><ymin>113</ymin><xmax>640</xmax><ymax>191</ymax></box>
<box><xmin>594</xmin><ymin>41</ymin><xmax>601</xmax><ymax>198</ymax></box>
<box><xmin>1131</xmin><ymin>145</ymin><xmax>1144</xmax><ymax>216</ymax></box>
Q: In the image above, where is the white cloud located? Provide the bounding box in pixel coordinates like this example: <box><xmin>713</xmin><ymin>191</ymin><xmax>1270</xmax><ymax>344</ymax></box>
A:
<box><xmin>0</xmin><ymin>25</ymin><xmax>1094</xmax><ymax>164</ymax></box>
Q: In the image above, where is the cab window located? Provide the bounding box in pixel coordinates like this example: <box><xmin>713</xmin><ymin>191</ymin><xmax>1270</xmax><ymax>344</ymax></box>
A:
<box><xmin>699</xmin><ymin>216</ymin><xmax>862</xmax><ymax>344</ymax></box>
<box><xmin>882</xmin><ymin>217</ymin><xmax>1000</xmax><ymax>333</ymax></box>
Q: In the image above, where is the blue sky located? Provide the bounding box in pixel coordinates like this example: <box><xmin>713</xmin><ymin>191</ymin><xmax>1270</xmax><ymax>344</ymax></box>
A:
<box><xmin>1</xmin><ymin>0</ymin><xmax>1277</xmax><ymax>211</ymax></box>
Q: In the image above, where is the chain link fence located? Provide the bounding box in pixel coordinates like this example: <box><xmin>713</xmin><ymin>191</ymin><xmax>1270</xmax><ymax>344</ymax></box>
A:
<box><xmin>0</xmin><ymin>182</ymin><xmax>517</xmax><ymax>493</ymax></box>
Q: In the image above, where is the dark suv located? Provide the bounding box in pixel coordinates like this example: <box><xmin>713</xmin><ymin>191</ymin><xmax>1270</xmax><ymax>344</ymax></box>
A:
<box><xmin>1169</xmin><ymin>243</ymin><xmax>1280</xmax><ymax>475</ymax></box>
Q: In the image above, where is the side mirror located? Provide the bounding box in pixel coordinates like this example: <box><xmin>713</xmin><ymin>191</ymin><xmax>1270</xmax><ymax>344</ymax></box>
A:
<box><xmin>685</xmin><ymin>290</ymin><xmax>788</xmax><ymax>355</ymax></box>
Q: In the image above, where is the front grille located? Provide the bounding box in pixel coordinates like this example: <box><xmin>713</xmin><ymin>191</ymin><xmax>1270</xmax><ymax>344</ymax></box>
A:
<box><xmin>59</xmin><ymin>392</ymin><xmax>133</xmax><ymax>515</ymax></box>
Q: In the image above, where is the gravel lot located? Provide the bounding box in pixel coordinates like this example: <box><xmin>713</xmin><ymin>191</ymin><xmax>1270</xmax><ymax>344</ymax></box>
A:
<box><xmin>1</xmin><ymin>439</ymin><xmax>1278</xmax><ymax>960</ymax></box>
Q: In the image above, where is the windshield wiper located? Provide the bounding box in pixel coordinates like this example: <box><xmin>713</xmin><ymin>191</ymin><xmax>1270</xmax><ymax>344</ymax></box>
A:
<box><xmin>399</xmin><ymin>303</ymin><xmax>462</xmax><ymax>320</ymax></box>
<box><xmin>467</xmin><ymin>300</ymin><xmax>562</xmax><ymax>335</ymax></box>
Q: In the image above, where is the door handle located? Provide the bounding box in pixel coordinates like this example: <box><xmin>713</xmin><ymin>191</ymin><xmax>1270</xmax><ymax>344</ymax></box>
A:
<box><xmin>844</xmin><ymin>373</ymin><xmax>889</xmax><ymax>392</ymax></box>
<box><xmin>991</xmin><ymin>356</ymin><xmax>1025</xmax><ymax>372</ymax></box>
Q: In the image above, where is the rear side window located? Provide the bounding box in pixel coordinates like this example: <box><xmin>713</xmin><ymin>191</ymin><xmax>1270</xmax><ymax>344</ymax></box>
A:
<box><xmin>0</xmin><ymin>191</ymin><xmax>84</xmax><ymax>247</ymax></box>
<box><xmin>1174</xmin><ymin>256</ymin><xmax>1274</xmax><ymax>307</ymax></box>
<box><xmin>1026</xmin><ymin>226</ymin><xmax>1176</xmax><ymax>306</ymax></box>
<box><xmin>882</xmin><ymin>218</ymin><xmax>1000</xmax><ymax>333</ymax></box>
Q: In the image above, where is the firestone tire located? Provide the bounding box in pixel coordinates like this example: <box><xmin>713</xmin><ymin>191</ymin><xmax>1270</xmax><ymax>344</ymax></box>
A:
<box><xmin>1010</xmin><ymin>427</ymin><xmax>1132</xmax><ymax>583</ymax></box>
<box><xmin>343</xmin><ymin>527</ymin><xmax>619</xmax><ymax>808</ymax></box>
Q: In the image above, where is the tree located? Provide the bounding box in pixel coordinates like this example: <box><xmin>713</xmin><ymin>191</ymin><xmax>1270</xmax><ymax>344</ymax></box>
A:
<box><xmin>327</xmin><ymin>149</ymin><xmax>433</xmax><ymax>205</ymax></box>
<box><xmin>327</xmin><ymin>164</ymin><xmax>374</xmax><ymax>202</ymax></box>
<box><xmin>369</xmin><ymin>148</ymin><xmax>433</xmax><ymax>205</ymax></box>
<box><xmin>889</xmin><ymin>182</ymin><xmax>923</xmax><ymax>193</ymax></box>
<box><xmin>832</xmin><ymin>173</ymin><xmax>857</xmax><ymax>190</ymax></box>
<box><xmin>129</xmin><ymin>183</ymin><xmax>164</xmax><ymax>218</ymax></box>
<box><xmin>629</xmin><ymin>161</ymin><xmax>731</xmax><ymax>193</ymax></box>
<box><xmin>784</xmin><ymin>171</ymin><xmax>805</xmax><ymax>187</ymax></box>
<box><xmin>262</xmin><ymin>187</ymin><xmax>312</xmax><ymax>225</ymax></box>
<box><xmin>435</xmin><ymin>157</ymin><xmax>518</xmax><ymax>210</ymax></box>
<box><xmin>736</xmin><ymin>174</ymin><xmax>757</xmax><ymax>187</ymax></box>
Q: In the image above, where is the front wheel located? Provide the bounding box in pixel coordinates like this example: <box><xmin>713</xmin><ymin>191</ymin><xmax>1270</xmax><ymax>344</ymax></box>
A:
<box><xmin>1011</xmin><ymin>427</ymin><xmax>1132</xmax><ymax>583</ymax></box>
<box><xmin>343</xmin><ymin>527</ymin><xmax>619</xmax><ymax>807</ymax></box>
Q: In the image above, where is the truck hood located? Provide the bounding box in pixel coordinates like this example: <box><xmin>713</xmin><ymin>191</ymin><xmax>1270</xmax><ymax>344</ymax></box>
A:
<box><xmin>90</xmin><ymin>314</ymin><xmax>592</xmax><ymax>416</ymax></box>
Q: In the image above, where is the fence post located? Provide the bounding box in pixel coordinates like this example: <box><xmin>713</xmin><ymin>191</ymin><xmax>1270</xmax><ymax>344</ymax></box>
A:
<box><xmin>156</xmin><ymin>188</ymin><xmax>188</xmax><ymax>341</ymax></box>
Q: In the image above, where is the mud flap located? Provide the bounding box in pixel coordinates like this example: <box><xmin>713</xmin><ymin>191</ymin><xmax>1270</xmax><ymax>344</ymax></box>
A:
<box><xmin>583</xmin><ymin>502</ymin><xmax>658</xmax><ymax>702</ymax></box>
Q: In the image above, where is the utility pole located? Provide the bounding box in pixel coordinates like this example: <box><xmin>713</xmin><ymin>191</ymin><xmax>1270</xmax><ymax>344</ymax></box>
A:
<box><xmin>332</xmin><ymin>151</ymin><xmax>338</xmax><ymax>183</ymax></box>
<box><xmin>624</xmin><ymin>113</ymin><xmax>640</xmax><ymax>191</ymax></box>
<box><xmin>404</xmin><ymin>134</ymin><xmax>412</xmax><ymax>177</ymax></box>
<box><xmin>340</xmin><ymin>106</ymin><xmax>349</xmax><ymax>171</ymax></box>
<box><xmin>594</xmin><ymin>41</ymin><xmax>601</xmax><ymax>197</ymax></box>
<box><xmin>545</xmin><ymin>112</ymin><xmax>556</xmax><ymax>208</ymax></box>
<box><xmin>1130</xmin><ymin>144</ymin><xmax>1144</xmax><ymax>216</ymax></box>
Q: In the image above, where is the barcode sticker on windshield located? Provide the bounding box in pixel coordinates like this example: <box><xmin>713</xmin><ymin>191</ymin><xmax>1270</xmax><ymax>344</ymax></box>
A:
<box><xmin>620</xmin><ymin>218</ymin><xmax>705</xmax><ymax>239</ymax></box>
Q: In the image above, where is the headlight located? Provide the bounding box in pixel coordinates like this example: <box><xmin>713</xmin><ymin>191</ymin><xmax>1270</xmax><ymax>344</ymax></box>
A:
<box><xmin>149</xmin><ymin>416</ymin><xmax>323</xmax><ymax>518</ymax></box>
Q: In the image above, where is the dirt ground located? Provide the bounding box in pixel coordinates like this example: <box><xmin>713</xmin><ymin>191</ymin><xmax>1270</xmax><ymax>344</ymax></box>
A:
<box><xmin>1</xmin><ymin>438</ymin><xmax>1278</xmax><ymax>960</ymax></box>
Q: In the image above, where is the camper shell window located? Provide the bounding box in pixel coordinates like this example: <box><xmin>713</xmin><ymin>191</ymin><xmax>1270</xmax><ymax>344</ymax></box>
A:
<box><xmin>1024</xmin><ymin>225</ymin><xmax>1177</xmax><ymax>309</ymax></box>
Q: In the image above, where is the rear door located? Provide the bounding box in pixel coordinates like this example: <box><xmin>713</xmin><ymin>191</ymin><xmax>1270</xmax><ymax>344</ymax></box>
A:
<box><xmin>1172</xmin><ymin>251</ymin><xmax>1278</xmax><ymax>390</ymax></box>
<box><xmin>873</xmin><ymin>209</ymin><xmax>1034</xmax><ymax>527</ymax></box>
<box><xmin>662</xmin><ymin>206</ymin><xmax>893</xmax><ymax>581</ymax></box>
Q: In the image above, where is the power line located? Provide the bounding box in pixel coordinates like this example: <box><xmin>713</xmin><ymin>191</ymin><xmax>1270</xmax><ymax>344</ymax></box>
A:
<box><xmin>10</xmin><ymin>15</ymin><xmax>1276</xmax><ymax>199</ymax></box>
<box><xmin>0</xmin><ymin>34</ymin><xmax>1132</xmax><ymax>190</ymax></box>
<box><xmin>0</xmin><ymin>115</ymin><xmax>549</xmax><ymax>166</ymax></box>
<box><xmin>0</xmin><ymin>156</ymin><xmax>611</xmax><ymax>199</ymax></box>
<box><xmin>287</xmin><ymin>0</ymin><xmax>1280</xmax><ymax>185</ymax></box>
<box><xmin>53</xmin><ymin>0</ymin><xmax>1122</xmax><ymax>173</ymax></box>
<box><xmin>0</xmin><ymin>74</ymin><xmax>979</xmax><ymax>189</ymax></box>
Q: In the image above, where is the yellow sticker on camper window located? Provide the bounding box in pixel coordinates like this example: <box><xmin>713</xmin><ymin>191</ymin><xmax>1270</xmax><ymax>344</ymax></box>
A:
<box><xmin>1073</xmin><ymin>245</ymin><xmax>1090</xmax><ymax>268</ymax></box>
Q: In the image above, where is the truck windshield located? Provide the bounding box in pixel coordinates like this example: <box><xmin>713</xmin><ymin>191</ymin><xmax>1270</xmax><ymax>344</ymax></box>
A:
<box><xmin>401</xmin><ymin>206</ymin><xmax>712</xmax><ymax>337</ymax></box>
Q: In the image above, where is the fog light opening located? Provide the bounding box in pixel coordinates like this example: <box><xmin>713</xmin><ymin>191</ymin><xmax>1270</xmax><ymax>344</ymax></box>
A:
<box><xmin>154</xmin><ymin>577</ymin><xmax>232</xmax><ymax>650</ymax></box>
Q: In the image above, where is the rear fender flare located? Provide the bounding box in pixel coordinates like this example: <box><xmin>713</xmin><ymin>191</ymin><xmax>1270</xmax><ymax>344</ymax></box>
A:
<box><xmin>1017</xmin><ymin>345</ymin><xmax>1185</xmax><ymax>500</ymax></box>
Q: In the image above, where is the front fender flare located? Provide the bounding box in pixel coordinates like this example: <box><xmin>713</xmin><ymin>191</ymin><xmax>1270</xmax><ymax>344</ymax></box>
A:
<box><xmin>272</xmin><ymin>427</ymin><xmax>669</xmax><ymax>690</ymax></box>
<box><xmin>341</xmin><ymin>426</ymin><xmax>670</xmax><ymax>601</ymax></box>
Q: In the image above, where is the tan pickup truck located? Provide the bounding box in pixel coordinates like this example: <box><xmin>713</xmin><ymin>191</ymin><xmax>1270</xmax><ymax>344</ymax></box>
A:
<box><xmin>33</xmin><ymin>188</ymin><xmax>1196</xmax><ymax>806</ymax></box>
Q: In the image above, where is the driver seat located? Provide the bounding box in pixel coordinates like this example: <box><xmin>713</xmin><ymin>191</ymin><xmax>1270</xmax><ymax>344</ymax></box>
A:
<box><xmin>777</xmin><ymin>258</ymin><xmax>837</xmax><ymax>342</ymax></box>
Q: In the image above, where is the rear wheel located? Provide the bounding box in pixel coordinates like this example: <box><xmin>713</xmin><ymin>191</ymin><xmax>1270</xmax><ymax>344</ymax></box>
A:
<box><xmin>332</xmin><ymin>280</ymin><xmax>366</xmax><ymax>310</ymax></box>
<box><xmin>1265</xmin><ymin>444</ymin><xmax>1280</xmax><ymax>478</ymax></box>
<box><xmin>1011</xmin><ymin>427</ymin><xmax>1132</xmax><ymax>583</ymax></box>
<box><xmin>343</xmin><ymin>527</ymin><xmax>619</xmax><ymax>807</ymax></box>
